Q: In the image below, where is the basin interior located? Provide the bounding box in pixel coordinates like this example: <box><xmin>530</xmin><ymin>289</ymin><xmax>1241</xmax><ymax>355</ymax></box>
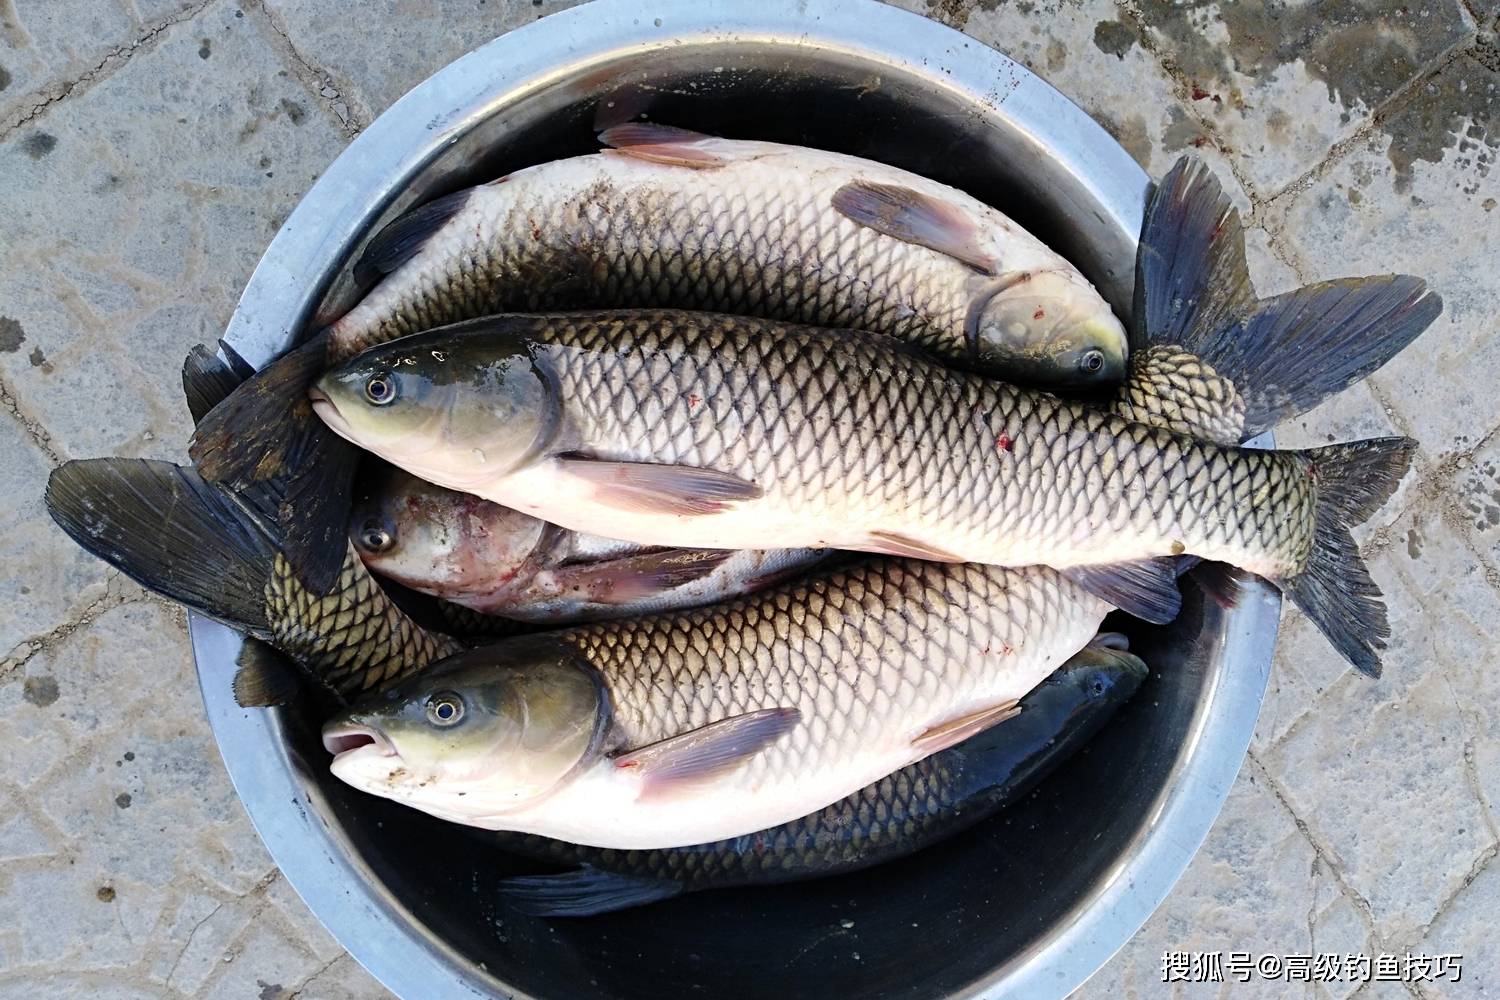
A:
<box><xmin>277</xmin><ymin>44</ymin><xmax>1230</xmax><ymax>1000</ymax></box>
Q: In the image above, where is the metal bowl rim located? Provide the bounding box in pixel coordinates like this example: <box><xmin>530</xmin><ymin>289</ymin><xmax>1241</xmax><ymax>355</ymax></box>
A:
<box><xmin>188</xmin><ymin>2</ymin><xmax>1277</xmax><ymax>997</ymax></box>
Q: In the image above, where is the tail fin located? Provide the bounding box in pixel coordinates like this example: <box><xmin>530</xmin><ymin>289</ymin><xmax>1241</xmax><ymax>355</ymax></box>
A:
<box><xmin>45</xmin><ymin>459</ymin><xmax>278</xmax><ymax>636</ymax></box>
<box><xmin>1133</xmin><ymin>157</ymin><xmax>1441</xmax><ymax>443</ymax></box>
<box><xmin>1133</xmin><ymin>156</ymin><xmax>1256</xmax><ymax>352</ymax></box>
<box><xmin>181</xmin><ymin>342</ymin><xmax>255</xmax><ymax>423</ymax></box>
<box><xmin>1277</xmin><ymin>437</ymin><xmax>1417</xmax><ymax>677</ymax></box>
<box><xmin>186</xmin><ymin>330</ymin><xmax>356</xmax><ymax>591</ymax></box>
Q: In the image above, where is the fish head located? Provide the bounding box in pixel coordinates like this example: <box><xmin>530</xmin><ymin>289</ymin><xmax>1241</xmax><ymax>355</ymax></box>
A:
<box><xmin>311</xmin><ymin>328</ymin><xmax>559</xmax><ymax>492</ymax></box>
<box><xmin>322</xmin><ymin>638</ymin><xmax>606</xmax><ymax>821</ymax></box>
<box><xmin>1053</xmin><ymin>636</ymin><xmax>1150</xmax><ymax>709</ymax></box>
<box><xmin>954</xmin><ymin>635</ymin><xmax>1147</xmax><ymax>803</ymax></box>
<box><xmin>349</xmin><ymin>464</ymin><xmax>550</xmax><ymax>599</ymax></box>
<box><xmin>971</xmin><ymin>269</ymin><xmax>1128</xmax><ymax>388</ymax></box>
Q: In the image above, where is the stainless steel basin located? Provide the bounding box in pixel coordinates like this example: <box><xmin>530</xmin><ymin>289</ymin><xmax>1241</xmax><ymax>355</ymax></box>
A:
<box><xmin>188</xmin><ymin>1</ymin><xmax>1279</xmax><ymax>996</ymax></box>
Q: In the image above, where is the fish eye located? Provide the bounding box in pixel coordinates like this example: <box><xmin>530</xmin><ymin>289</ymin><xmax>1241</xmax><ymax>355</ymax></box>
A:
<box><xmin>1080</xmin><ymin>349</ymin><xmax>1105</xmax><ymax>374</ymax></box>
<box><xmin>426</xmin><ymin>692</ymin><xmax>465</xmax><ymax>727</ymax></box>
<box><xmin>357</xmin><ymin>520</ymin><xmax>394</xmax><ymax>553</ymax></box>
<box><xmin>364</xmin><ymin>373</ymin><xmax>397</xmax><ymax>406</ymax></box>
<box><xmin>1090</xmin><ymin>679</ymin><xmax>1107</xmax><ymax>697</ymax></box>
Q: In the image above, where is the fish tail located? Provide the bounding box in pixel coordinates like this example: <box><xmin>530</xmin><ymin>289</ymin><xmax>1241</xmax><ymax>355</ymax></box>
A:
<box><xmin>181</xmin><ymin>341</ymin><xmax>255</xmax><ymax>423</ymax></box>
<box><xmin>1134</xmin><ymin>157</ymin><xmax>1440</xmax><ymax>442</ymax></box>
<box><xmin>1273</xmin><ymin>436</ymin><xmax>1417</xmax><ymax>677</ymax></box>
<box><xmin>45</xmin><ymin>458</ymin><xmax>279</xmax><ymax>637</ymax></box>
<box><xmin>186</xmin><ymin>329</ymin><xmax>357</xmax><ymax>592</ymax></box>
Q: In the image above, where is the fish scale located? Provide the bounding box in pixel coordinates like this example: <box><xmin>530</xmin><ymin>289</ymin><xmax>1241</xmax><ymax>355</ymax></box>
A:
<box><xmin>486</xmin><ymin>312</ymin><xmax>1318</xmax><ymax>575</ymax></box>
<box><xmin>553</xmin><ymin>558</ymin><xmax>1097</xmax><ymax>804</ymax></box>
<box><xmin>265</xmin><ymin>548</ymin><xmax>462</xmax><ymax>695</ymax></box>
<box><xmin>329</xmin><ymin>139</ymin><xmax>1121</xmax><ymax>385</ymax></box>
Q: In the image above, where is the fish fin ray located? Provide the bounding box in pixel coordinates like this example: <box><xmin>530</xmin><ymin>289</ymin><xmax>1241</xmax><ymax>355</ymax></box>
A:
<box><xmin>232</xmin><ymin>638</ymin><xmax>302</xmax><ymax>707</ymax></box>
<box><xmin>1062</xmin><ymin>558</ymin><xmax>1183</xmax><ymax>624</ymax></box>
<box><xmin>353</xmin><ymin>188</ymin><xmax>474</xmax><ymax>286</ymax></box>
<box><xmin>188</xmin><ymin>331</ymin><xmax>353</xmax><ymax>591</ymax></box>
<box><xmin>861</xmin><ymin>530</ymin><xmax>965</xmax><ymax>562</ymax></box>
<box><xmin>499</xmin><ymin>867</ymin><xmax>683</xmax><ymax>917</ymax></box>
<box><xmin>1134</xmin><ymin>156</ymin><xmax>1440</xmax><ymax>441</ymax></box>
<box><xmin>614</xmin><ymin>707</ymin><xmax>801</xmax><ymax>795</ymax></box>
<box><xmin>1133</xmin><ymin>156</ymin><xmax>1255</xmax><ymax>354</ymax></box>
<box><xmin>831</xmin><ymin>181</ymin><xmax>997</xmax><ymax>273</ymax></box>
<box><xmin>743</xmin><ymin>550</ymin><xmax>834</xmax><ymax>592</ymax></box>
<box><xmin>1220</xmin><ymin>277</ymin><xmax>1441</xmax><ymax>439</ymax></box>
<box><xmin>1273</xmin><ymin>437</ymin><xmax>1416</xmax><ymax>677</ymax></box>
<box><xmin>1190</xmin><ymin>561</ymin><xmax>1244</xmax><ymax>609</ymax></box>
<box><xmin>277</xmin><ymin>430</ymin><xmax>361</xmax><ymax>592</ymax></box>
<box><xmin>912</xmin><ymin>699</ymin><xmax>1021</xmax><ymax>755</ymax></box>
<box><xmin>182</xmin><ymin>343</ymin><xmax>255</xmax><ymax>423</ymax></box>
<box><xmin>548</xmin><ymin>548</ymin><xmax>734</xmax><ymax>605</ymax></box>
<box><xmin>599</xmin><ymin>123</ymin><xmax>727</xmax><ymax>168</ymax></box>
<box><xmin>556</xmin><ymin>457</ymin><xmax>762</xmax><ymax>516</ymax></box>
<box><xmin>45</xmin><ymin>459</ymin><xmax>277</xmax><ymax>635</ymax></box>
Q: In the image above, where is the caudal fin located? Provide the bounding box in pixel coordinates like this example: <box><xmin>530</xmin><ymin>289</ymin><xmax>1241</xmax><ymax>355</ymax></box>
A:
<box><xmin>1277</xmin><ymin>437</ymin><xmax>1417</xmax><ymax>677</ymax></box>
<box><xmin>1133</xmin><ymin>157</ymin><xmax>1441</xmax><ymax>443</ymax></box>
<box><xmin>181</xmin><ymin>342</ymin><xmax>255</xmax><ymax>423</ymax></box>
<box><xmin>45</xmin><ymin>459</ymin><xmax>278</xmax><ymax>637</ymax></box>
<box><xmin>187</xmin><ymin>330</ymin><xmax>356</xmax><ymax>592</ymax></box>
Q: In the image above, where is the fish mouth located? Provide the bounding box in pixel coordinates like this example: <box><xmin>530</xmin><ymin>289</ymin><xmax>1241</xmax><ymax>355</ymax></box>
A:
<box><xmin>321</xmin><ymin>722</ymin><xmax>396</xmax><ymax>759</ymax></box>
<box><xmin>307</xmin><ymin>386</ymin><xmax>350</xmax><ymax>437</ymax></box>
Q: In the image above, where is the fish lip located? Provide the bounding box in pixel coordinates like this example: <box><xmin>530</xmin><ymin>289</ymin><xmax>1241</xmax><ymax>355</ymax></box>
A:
<box><xmin>308</xmin><ymin>390</ymin><xmax>350</xmax><ymax>437</ymax></box>
<box><xmin>321</xmin><ymin>722</ymin><xmax>396</xmax><ymax>759</ymax></box>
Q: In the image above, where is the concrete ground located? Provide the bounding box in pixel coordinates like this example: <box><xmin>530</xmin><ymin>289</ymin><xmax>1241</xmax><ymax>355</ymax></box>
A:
<box><xmin>0</xmin><ymin>0</ymin><xmax>1495</xmax><ymax>996</ymax></box>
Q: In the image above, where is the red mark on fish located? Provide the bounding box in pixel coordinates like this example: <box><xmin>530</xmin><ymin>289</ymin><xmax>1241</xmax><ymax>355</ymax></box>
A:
<box><xmin>995</xmin><ymin>433</ymin><xmax>1012</xmax><ymax>453</ymax></box>
<box><xmin>687</xmin><ymin>393</ymin><xmax>700</xmax><ymax>409</ymax></box>
<box><xmin>1191</xmin><ymin>85</ymin><xmax>1211</xmax><ymax>100</ymax></box>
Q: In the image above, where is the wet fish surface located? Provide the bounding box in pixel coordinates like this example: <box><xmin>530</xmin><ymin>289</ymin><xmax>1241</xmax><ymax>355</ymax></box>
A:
<box><xmin>321</xmin><ymin>556</ymin><xmax>1116</xmax><ymax>849</ymax></box>
<box><xmin>352</xmin><ymin>465</ymin><xmax>828</xmax><ymax>623</ymax></box>
<box><xmin>313</xmin><ymin>303</ymin><xmax>1415</xmax><ymax>673</ymax></box>
<box><xmin>492</xmin><ymin>641</ymin><xmax>1146</xmax><ymax>916</ymax></box>
<box><xmin>332</xmin><ymin>124</ymin><xmax>1129</xmax><ymax>385</ymax></box>
<box><xmin>188</xmin><ymin>124</ymin><xmax>1130</xmax><ymax>587</ymax></box>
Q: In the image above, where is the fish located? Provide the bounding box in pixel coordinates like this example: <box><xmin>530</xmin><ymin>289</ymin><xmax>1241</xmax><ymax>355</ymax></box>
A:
<box><xmin>326</xmin><ymin>124</ymin><xmax>1129</xmax><ymax>384</ymax></box>
<box><xmin>351</xmin><ymin>464</ymin><xmax>829</xmax><ymax>623</ymax></box>
<box><xmin>313</xmin><ymin>275</ymin><xmax>1428</xmax><ymax>676</ymax></box>
<box><xmin>186</xmin><ymin>124</ymin><xmax>1130</xmax><ymax>588</ymax></box>
<box><xmin>491</xmin><ymin>638</ymin><xmax>1146</xmax><ymax>916</ymax></box>
<box><xmin>319</xmin><ymin>554</ymin><xmax>1117</xmax><ymax>848</ymax></box>
<box><xmin>43</xmin><ymin>156</ymin><xmax>1431</xmax><ymax>737</ymax></box>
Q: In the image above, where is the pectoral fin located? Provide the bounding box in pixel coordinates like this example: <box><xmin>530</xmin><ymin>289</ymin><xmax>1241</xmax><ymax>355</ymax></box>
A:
<box><xmin>599</xmin><ymin>123</ymin><xmax>727</xmax><ymax>169</ymax></box>
<box><xmin>354</xmin><ymin>188</ymin><xmax>474</xmax><ymax>286</ymax></box>
<box><xmin>556</xmin><ymin>456</ymin><xmax>763</xmax><ymax>516</ymax></box>
<box><xmin>614</xmin><ymin>707</ymin><xmax>801</xmax><ymax>796</ymax></box>
<box><xmin>832</xmin><ymin>181</ymin><xmax>998</xmax><ymax>274</ymax></box>
<box><xmin>499</xmin><ymin>867</ymin><xmax>684</xmax><ymax>917</ymax></box>
<box><xmin>549</xmin><ymin>548</ymin><xmax>734</xmax><ymax>604</ymax></box>
<box><xmin>913</xmin><ymin>699</ymin><xmax>1022</xmax><ymax>755</ymax></box>
<box><xmin>862</xmin><ymin>530</ymin><xmax>964</xmax><ymax>562</ymax></box>
<box><xmin>1062</xmin><ymin>558</ymin><xmax>1183</xmax><ymax>624</ymax></box>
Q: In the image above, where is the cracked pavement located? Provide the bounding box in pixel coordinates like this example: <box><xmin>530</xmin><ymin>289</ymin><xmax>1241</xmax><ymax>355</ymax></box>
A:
<box><xmin>1</xmin><ymin>0</ymin><xmax>1496</xmax><ymax>996</ymax></box>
